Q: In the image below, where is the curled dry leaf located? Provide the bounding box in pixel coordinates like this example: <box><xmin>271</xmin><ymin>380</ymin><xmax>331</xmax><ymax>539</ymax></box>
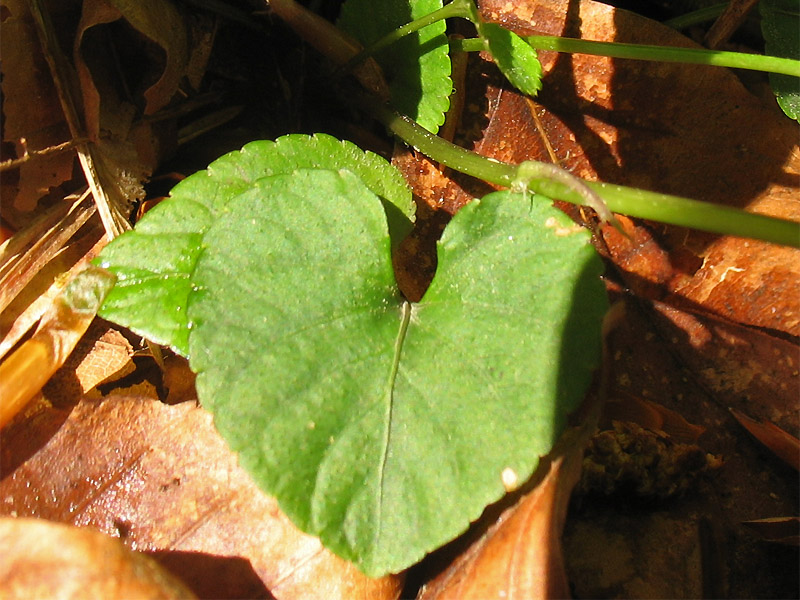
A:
<box><xmin>602</xmin><ymin>391</ymin><xmax>706</xmax><ymax>444</ymax></box>
<box><xmin>41</xmin><ymin>320</ymin><xmax>135</xmax><ymax>407</ymax></box>
<box><xmin>74</xmin><ymin>0</ymin><xmax>189</xmax><ymax>140</ymax></box>
<box><xmin>471</xmin><ymin>0</ymin><xmax>800</xmax><ymax>335</ymax></box>
<box><xmin>72</xmin><ymin>0</ymin><xmax>192</xmax><ymax>208</ymax></box>
<box><xmin>0</xmin><ymin>517</ymin><xmax>196</xmax><ymax>599</ymax></box>
<box><xmin>0</xmin><ymin>396</ymin><xmax>403</xmax><ymax>600</ymax></box>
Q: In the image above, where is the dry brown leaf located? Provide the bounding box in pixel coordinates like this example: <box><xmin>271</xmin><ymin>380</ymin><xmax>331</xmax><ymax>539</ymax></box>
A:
<box><xmin>741</xmin><ymin>516</ymin><xmax>800</xmax><ymax>546</ymax></box>
<box><xmin>602</xmin><ymin>392</ymin><xmax>706</xmax><ymax>444</ymax></box>
<box><xmin>74</xmin><ymin>0</ymin><xmax>189</xmax><ymax>141</ymax></box>
<box><xmin>0</xmin><ymin>517</ymin><xmax>197</xmax><ymax>599</ymax></box>
<box><xmin>646</xmin><ymin>301</ymin><xmax>799</xmax><ymax>435</ymax></box>
<box><xmin>41</xmin><ymin>321</ymin><xmax>134</xmax><ymax>407</ymax></box>
<box><xmin>418</xmin><ymin>447</ymin><xmax>582</xmax><ymax>600</ymax></box>
<box><xmin>0</xmin><ymin>0</ymin><xmax>78</xmax><ymax>214</ymax></box>
<box><xmin>0</xmin><ymin>396</ymin><xmax>403</xmax><ymax>600</ymax></box>
<box><xmin>471</xmin><ymin>0</ymin><xmax>800</xmax><ymax>335</ymax></box>
<box><xmin>730</xmin><ymin>408</ymin><xmax>800</xmax><ymax>471</ymax></box>
<box><xmin>0</xmin><ymin>266</ymin><xmax>115</xmax><ymax>429</ymax></box>
<box><xmin>579</xmin><ymin>294</ymin><xmax>800</xmax><ymax>597</ymax></box>
<box><xmin>0</xmin><ymin>208</ymin><xmax>106</xmax><ymax>362</ymax></box>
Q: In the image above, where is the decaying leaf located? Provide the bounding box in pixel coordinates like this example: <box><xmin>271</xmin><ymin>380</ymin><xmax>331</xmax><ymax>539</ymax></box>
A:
<box><xmin>0</xmin><ymin>396</ymin><xmax>403</xmax><ymax>600</ymax></box>
<box><xmin>0</xmin><ymin>517</ymin><xmax>196</xmax><ymax>599</ymax></box>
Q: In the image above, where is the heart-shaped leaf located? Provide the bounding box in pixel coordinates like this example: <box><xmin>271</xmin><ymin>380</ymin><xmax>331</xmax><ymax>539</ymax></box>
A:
<box><xmin>97</xmin><ymin>141</ymin><xmax>606</xmax><ymax>576</ymax></box>
<box><xmin>338</xmin><ymin>0</ymin><xmax>451</xmax><ymax>133</ymax></box>
<box><xmin>98</xmin><ymin>134</ymin><xmax>413</xmax><ymax>355</ymax></box>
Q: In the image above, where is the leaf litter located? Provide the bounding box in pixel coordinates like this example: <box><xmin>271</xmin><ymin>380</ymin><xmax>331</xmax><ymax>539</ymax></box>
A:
<box><xmin>1</xmin><ymin>0</ymin><xmax>799</xmax><ymax>596</ymax></box>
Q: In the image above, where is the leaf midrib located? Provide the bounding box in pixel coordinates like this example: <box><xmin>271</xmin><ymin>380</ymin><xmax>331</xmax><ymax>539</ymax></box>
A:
<box><xmin>374</xmin><ymin>300</ymin><xmax>412</xmax><ymax>555</ymax></box>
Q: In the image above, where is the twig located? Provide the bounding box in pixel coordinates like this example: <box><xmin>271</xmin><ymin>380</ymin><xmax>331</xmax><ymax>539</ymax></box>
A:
<box><xmin>704</xmin><ymin>0</ymin><xmax>760</xmax><ymax>49</ymax></box>
<box><xmin>0</xmin><ymin>138</ymin><xmax>86</xmax><ymax>172</ymax></box>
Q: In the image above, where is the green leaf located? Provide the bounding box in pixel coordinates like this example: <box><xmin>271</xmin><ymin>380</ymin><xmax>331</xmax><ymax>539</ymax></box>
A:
<box><xmin>338</xmin><ymin>0</ymin><xmax>451</xmax><ymax>133</ymax></box>
<box><xmin>97</xmin><ymin>134</ymin><xmax>413</xmax><ymax>354</ymax></box>
<box><xmin>98</xmin><ymin>157</ymin><xmax>606</xmax><ymax>575</ymax></box>
<box><xmin>478</xmin><ymin>21</ymin><xmax>542</xmax><ymax>97</ymax></box>
<box><xmin>761</xmin><ymin>0</ymin><xmax>800</xmax><ymax>121</ymax></box>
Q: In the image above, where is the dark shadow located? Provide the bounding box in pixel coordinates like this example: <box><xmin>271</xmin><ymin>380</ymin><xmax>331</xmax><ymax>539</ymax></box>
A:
<box><xmin>535</xmin><ymin>0</ymin><xmax>628</xmax><ymax>184</ymax></box>
<box><xmin>147</xmin><ymin>550</ymin><xmax>275</xmax><ymax>600</ymax></box>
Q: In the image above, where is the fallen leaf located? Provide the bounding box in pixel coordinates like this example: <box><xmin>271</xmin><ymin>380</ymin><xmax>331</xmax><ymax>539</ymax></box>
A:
<box><xmin>742</xmin><ymin>516</ymin><xmax>800</xmax><ymax>545</ymax></box>
<box><xmin>578</xmin><ymin>293</ymin><xmax>800</xmax><ymax>597</ymax></box>
<box><xmin>602</xmin><ymin>391</ymin><xmax>706</xmax><ymax>444</ymax></box>
<box><xmin>472</xmin><ymin>0</ymin><xmax>800</xmax><ymax>334</ymax></box>
<box><xmin>0</xmin><ymin>266</ymin><xmax>115</xmax><ymax>429</ymax></box>
<box><xmin>730</xmin><ymin>408</ymin><xmax>800</xmax><ymax>471</ymax></box>
<box><xmin>0</xmin><ymin>396</ymin><xmax>403</xmax><ymax>600</ymax></box>
<box><xmin>647</xmin><ymin>301</ymin><xmax>799</xmax><ymax>436</ymax></box>
<box><xmin>0</xmin><ymin>0</ymin><xmax>77</xmax><ymax>215</ymax></box>
<box><xmin>0</xmin><ymin>517</ymin><xmax>196</xmax><ymax>598</ymax></box>
<box><xmin>42</xmin><ymin>321</ymin><xmax>134</xmax><ymax>407</ymax></box>
<box><xmin>418</xmin><ymin>443</ymin><xmax>582</xmax><ymax>600</ymax></box>
<box><xmin>74</xmin><ymin>0</ymin><xmax>189</xmax><ymax>139</ymax></box>
<box><xmin>0</xmin><ymin>194</ymin><xmax>104</xmax><ymax>361</ymax></box>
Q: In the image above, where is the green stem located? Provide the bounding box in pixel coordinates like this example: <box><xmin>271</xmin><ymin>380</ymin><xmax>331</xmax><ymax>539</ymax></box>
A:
<box><xmin>371</xmin><ymin>104</ymin><xmax>800</xmax><ymax>248</ymax></box>
<box><xmin>366</xmin><ymin>1</ymin><xmax>469</xmax><ymax>54</ymax></box>
<box><xmin>342</xmin><ymin>0</ymin><xmax>472</xmax><ymax>73</ymax></box>
<box><xmin>454</xmin><ymin>36</ymin><xmax>800</xmax><ymax>77</ymax></box>
<box><xmin>663</xmin><ymin>3</ymin><xmax>728</xmax><ymax>29</ymax></box>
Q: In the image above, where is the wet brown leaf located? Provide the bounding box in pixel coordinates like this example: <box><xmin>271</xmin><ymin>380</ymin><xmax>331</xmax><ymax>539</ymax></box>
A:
<box><xmin>0</xmin><ymin>517</ymin><xmax>196</xmax><ymax>599</ymax></box>
<box><xmin>0</xmin><ymin>396</ymin><xmax>403</xmax><ymax>600</ymax></box>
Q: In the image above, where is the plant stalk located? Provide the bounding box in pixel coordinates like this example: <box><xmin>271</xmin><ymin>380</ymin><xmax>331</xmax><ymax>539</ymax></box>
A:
<box><xmin>372</xmin><ymin>104</ymin><xmax>800</xmax><ymax>248</ymax></box>
<box><xmin>453</xmin><ymin>36</ymin><xmax>800</xmax><ymax>77</ymax></box>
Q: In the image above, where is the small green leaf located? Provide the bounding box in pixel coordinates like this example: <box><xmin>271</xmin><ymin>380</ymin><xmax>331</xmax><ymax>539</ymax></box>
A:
<box><xmin>98</xmin><ymin>153</ymin><xmax>606</xmax><ymax>575</ymax></box>
<box><xmin>97</xmin><ymin>134</ymin><xmax>413</xmax><ymax>354</ymax></box>
<box><xmin>338</xmin><ymin>0</ymin><xmax>451</xmax><ymax>133</ymax></box>
<box><xmin>478</xmin><ymin>21</ymin><xmax>542</xmax><ymax>97</ymax></box>
<box><xmin>761</xmin><ymin>0</ymin><xmax>800</xmax><ymax>121</ymax></box>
